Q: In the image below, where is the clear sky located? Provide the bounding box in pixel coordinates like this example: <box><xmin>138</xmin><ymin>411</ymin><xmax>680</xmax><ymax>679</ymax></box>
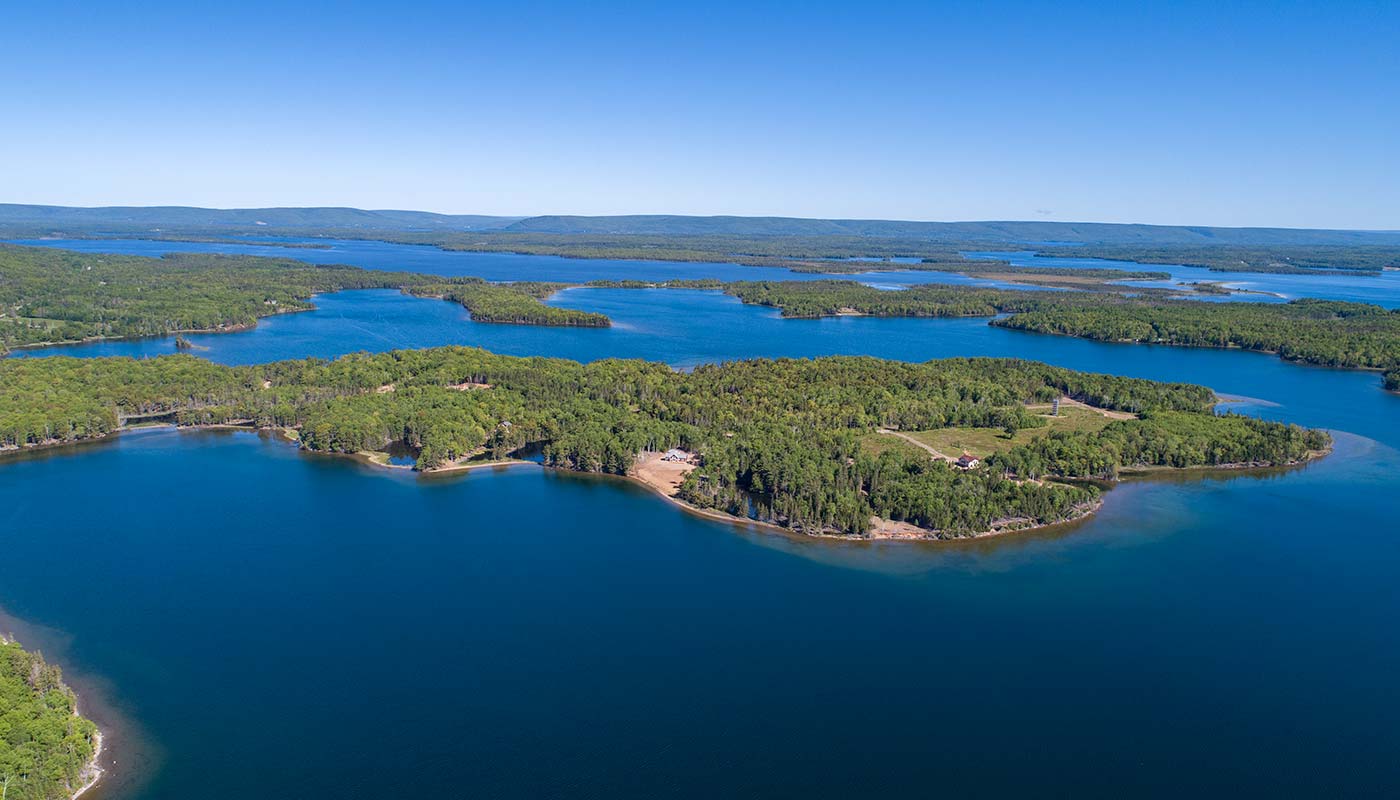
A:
<box><xmin>2</xmin><ymin>1</ymin><xmax>1396</xmax><ymax>228</ymax></box>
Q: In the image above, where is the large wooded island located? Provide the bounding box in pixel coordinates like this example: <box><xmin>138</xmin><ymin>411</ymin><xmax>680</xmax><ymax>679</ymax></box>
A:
<box><xmin>1</xmin><ymin>348</ymin><xmax>1327</xmax><ymax>539</ymax></box>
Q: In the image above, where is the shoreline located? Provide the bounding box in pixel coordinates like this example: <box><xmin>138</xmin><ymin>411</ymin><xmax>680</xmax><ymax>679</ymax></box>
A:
<box><xmin>0</xmin><ymin>287</ymin><xmax>611</xmax><ymax>358</ymax></box>
<box><xmin>69</xmin><ymin>716</ymin><xmax>104</xmax><ymax>799</ymax></box>
<box><xmin>4</xmin><ymin>423</ymin><xmax>1334</xmax><ymax>542</ymax></box>
<box><xmin>0</xmin><ymin>609</ymin><xmax>154</xmax><ymax>800</ymax></box>
<box><xmin>421</xmin><ymin>457</ymin><xmax>533</xmax><ymax>475</ymax></box>
<box><xmin>0</xmin><ymin>630</ymin><xmax>105</xmax><ymax>799</ymax></box>
<box><xmin>1119</xmin><ymin>443</ymin><xmax>1332</xmax><ymax>476</ymax></box>
<box><xmin>21</xmin><ymin>234</ymin><xmax>1389</xmax><ymax>281</ymax></box>
<box><xmin>1</xmin><ymin>305</ymin><xmax>313</xmax><ymax>355</ymax></box>
<box><xmin>623</xmin><ymin>451</ymin><xmax>1107</xmax><ymax>542</ymax></box>
<box><xmin>989</xmin><ymin>322</ymin><xmax>1396</xmax><ymax>384</ymax></box>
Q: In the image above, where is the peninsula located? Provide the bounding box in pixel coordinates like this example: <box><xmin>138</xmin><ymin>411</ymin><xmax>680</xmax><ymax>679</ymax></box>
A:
<box><xmin>0</xmin><ymin>636</ymin><xmax>101</xmax><ymax>800</ymax></box>
<box><xmin>0</xmin><ymin>245</ymin><xmax>605</xmax><ymax>354</ymax></box>
<box><xmin>703</xmin><ymin>281</ymin><xmax>1400</xmax><ymax>392</ymax></box>
<box><xmin>1</xmin><ymin>348</ymin><xmax>1328</xmax><ymax>539</ymax></box>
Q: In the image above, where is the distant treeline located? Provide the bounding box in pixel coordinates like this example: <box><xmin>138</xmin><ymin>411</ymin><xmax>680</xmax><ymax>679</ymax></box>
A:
<box><xmin>1</xmin><ymin>349</ymin><xmax>1326</xmax><ymax>537</ymax></box>
<box><xmin>1036</xmin><ymin>244</ymin><xmax>1400</xmax><ymax>274</ymax></box>
<box><xmin>423</xmin><ymin>234</ymin><xmax>1397</xmax><ymax>277</ymax></box>
<box><xmin>713</xmin><ymin>281</ymin><xmax>1400</xmax><ymax>391</ymax></box>
<box><xmin>426</xmin><ymin>232</ymin><xmax>999</xmax><ymax>273</ymax></box>
<box><xmin>918</xmin><ymin>259</ymin><xmax>1171</xmax><ymax>282</ymax></box>
<box><xmin>9</xmin><ymin>222</ymin><xmax>1395</xmax><ymax>278</ymax></box>
<box><xmin>0</xmin><ymin>245</ymin><xmax>605</xmax><ymax>351</ymax></box>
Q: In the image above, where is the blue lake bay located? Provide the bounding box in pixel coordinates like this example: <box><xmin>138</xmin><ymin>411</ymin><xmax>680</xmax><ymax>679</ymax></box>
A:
<box><xmin>3</xmin><ymin>238</ymin><xmax>1400</xmax><ymax>798</ymax></box>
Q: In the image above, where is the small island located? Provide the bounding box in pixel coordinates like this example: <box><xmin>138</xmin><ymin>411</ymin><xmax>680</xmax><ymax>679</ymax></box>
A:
<box><xmin>0</xmin><ymin>347</ymin><xmax>1328</xmax><ymax>540</ymax></box>
<box><xmin>0</xmin><ymin>636</ymin><xmax>101</xmax><ymax>800</ymax></box>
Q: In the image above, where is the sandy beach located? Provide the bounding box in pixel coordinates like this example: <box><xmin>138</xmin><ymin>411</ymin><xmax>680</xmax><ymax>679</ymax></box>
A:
<box><xmin>626</xmin><ymin>451</ymin><xmax>1101</xmax><ymax>542</ymax></box>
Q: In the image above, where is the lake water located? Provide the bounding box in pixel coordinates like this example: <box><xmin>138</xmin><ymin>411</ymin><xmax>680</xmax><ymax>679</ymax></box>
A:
<box><xmin>4</xmin><ymin>241</ymin><xmax>1400</xmax><ymax>798</ymax></box>
<box><xmin>13</xmin><ymin>236</ymin><xmax>1397</xmax><ymax>305</ymax></box>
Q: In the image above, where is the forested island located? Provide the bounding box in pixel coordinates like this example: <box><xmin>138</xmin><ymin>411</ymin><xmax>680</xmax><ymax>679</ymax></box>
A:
<box><xmin>912</xmin><ymin>260</ymin><xmax>1172</xmax><ymax>289</ymax></box>
<box><xmin>0</xmin><ymin>245</ymin><xmax>606</xmax><ymax>352</ymax></box>
<box><xmin>404</xmin><ymin>280</ymin><xmax>608</xmax><ymax>327</ymax></box>
<box><xmin>0</xmin><ymin>348</ymin><xmax>1327</xmax><ymax>539</ymax></box>
<box><xmin>0</xmin><ymin>636</ymin><xmax>100</xmax><ymax>800</ymax></box>
<box><xmin>707</xmin><ymin>281</ymin><xmax>1400</xmax><ymax>391</ymax></box>
<box><xmin>1033</xmin><ymin>244</ymin><xmax>1400</xmax><ymax>275</ymax></box>
<box><xmin>5</xmin><ymin>244</ymin><xmax>1396</xmax><ymax>391</ymax></box>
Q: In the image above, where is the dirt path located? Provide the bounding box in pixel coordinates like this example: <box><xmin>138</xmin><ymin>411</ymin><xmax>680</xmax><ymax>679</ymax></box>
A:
<box><xmin>876</xmin><ymin>429</ymin><xmax>957</xmax><ymax>463</ymax></box>
<box><xmin>1050</xmin><ymin>396</ymin><xmax>1137</xmax><ymax>420</ymax></box>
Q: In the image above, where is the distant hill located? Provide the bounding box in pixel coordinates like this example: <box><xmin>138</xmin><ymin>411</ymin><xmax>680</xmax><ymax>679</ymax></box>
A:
<box><xmin>2</xmin><ymin>204</ymin><xmax>1397</xmax><ymax>246</ymax></box>
<box><xmin>501</xmin><ymin>215</ymin><xmax>1400</xmax><ymax>246</ymax></box>
<box><xmin>0</xmin><ymin>204</ymin><xmax>523</xmax><ymax>232</ymax></box>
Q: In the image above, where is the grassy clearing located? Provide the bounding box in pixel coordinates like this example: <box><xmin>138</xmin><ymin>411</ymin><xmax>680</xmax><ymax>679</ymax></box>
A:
<box><xmin>882</xmin><ymin>405</ymin><xmax>1122</xmax><ymax>460</ymax></box>
<box><xmin>858</xmin><ymin>431</ymin><xmax>932</xmax><ymax>459</ymax></box>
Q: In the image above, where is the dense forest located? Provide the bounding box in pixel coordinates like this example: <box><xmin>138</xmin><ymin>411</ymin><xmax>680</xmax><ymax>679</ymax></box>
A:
<box><xmin>406</xmin><ymin>280</ymin><xmax>609</xmax><ymax>327</ymax></box>
<box><xmin>0</xmin><ymin>245</ymin><xmax>608</xmax><ymax>351</ymax></box>
<box><xmin>0</xmin><ymin>637</ymin><xmax>99</xmax><ymax>800</ymax></box>
<box><xmin>1035</xmin><ymin>244</ymin><xmax>1400</xmax><ymax>274</ymax></box>
<box><xmin>992</xmin><ymin>297</ymin><xmax>1400</xmax><ymax>375</ymax></box>
<box><xmin>913</xmin><ymin>260</ymin><xmax>1171</xmax><ymax>288</ymax></box>
<box><xmin>0</xmin><ymin>349</ymin><xmax>1326</xmax><ymax>538</ymax></box>
<box><xmin>723</xmin><ymin>280</ymin><xmax>1068</xmax><ymax>317</ymax></box>
<box><xmin>712</xmin><ymin>281</ymin><xmax>1400</xmax><ymax>390</ymax></box>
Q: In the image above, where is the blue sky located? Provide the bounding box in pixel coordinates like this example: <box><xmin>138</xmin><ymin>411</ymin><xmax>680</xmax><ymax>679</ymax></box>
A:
<box><xmin>2</xmin><ymin>1</ymin><xmax>1396</xmax><ymax>228</ymax></box>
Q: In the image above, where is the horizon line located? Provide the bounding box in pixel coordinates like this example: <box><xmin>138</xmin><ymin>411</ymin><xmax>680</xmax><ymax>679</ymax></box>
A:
<box><xmin>3</xmin><ymin>201</ymin><xmax>1398</xmax><ymax>235</ymax></box>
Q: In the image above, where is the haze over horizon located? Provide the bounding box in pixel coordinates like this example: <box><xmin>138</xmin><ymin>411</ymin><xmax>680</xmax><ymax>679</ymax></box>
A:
<box><xmin>8</xmin><ymin>203</ymin><xmax>1400</xmax><ymax>236</ymax></box>
<box><xmin>3</xmin><ymin>1</ymin><xmax>1397</xmax><ymax>229</ymax></box>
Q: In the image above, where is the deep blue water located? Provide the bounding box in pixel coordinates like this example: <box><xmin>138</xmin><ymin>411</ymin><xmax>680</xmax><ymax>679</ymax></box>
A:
<box><xmin>4</xmin><ymin>427</ymin><xmax>1397</xmax><ymax>799</ymax></box>
<box><xmin>4</xmin><ymin>243</ymin><xmax>1400</xmax><ymax>797</ymax></box>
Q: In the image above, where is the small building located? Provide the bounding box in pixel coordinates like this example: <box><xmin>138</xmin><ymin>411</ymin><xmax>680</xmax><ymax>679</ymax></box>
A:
<box><xmin>955</xmin><ymin>452</ymin><xmax>981</xmax><ymax>469</ymax></box>
<box><xmin>662</xmin><ymin>448</ymin><xmax>691</xmax><ymax>462</ymax></box>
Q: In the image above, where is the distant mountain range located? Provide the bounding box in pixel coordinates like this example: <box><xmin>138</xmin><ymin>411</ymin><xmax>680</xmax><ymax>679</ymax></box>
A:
<box><xmin>505</xmin><ymin>215</ymin><xmax>1400</xmax><ymax>245</ymax></box>
<box><xmin>3</xmin><ymin>204</ymin><xmax>1398</xmax><ymax>246</ymax></box>
<box><xmin>0</xmin><ymin>204</ymin><xmax>523</xmax><ymax>232</ymax></box>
